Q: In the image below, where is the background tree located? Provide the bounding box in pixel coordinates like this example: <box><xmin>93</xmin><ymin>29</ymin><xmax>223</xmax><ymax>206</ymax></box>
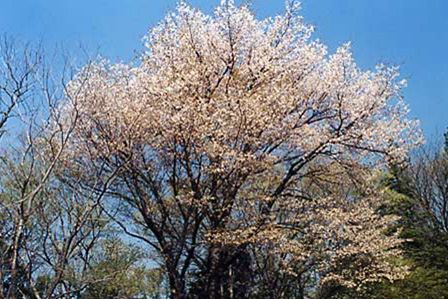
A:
<box><xmin>80</xmin><ymin>238</ymin><xmax>166</xmax><ymax>299</ymax></box>
<box><xmin>372</xmin><ymin>132</ymin><xmax>448</xmax><ymax>299</ymax></box>
<box><xmin>0</xmin><ymin>36</ymin><xmax>162</xmax><ymax>299</ymax></box>
<box><xmin>0</xmin><ymin>35</ymin><xmax>56</xmax><ymax>298</ymax></box>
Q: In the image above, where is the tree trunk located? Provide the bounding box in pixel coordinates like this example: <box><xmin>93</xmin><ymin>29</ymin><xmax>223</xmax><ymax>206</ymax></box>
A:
<box><xmin>6</xmin><ymin>217</ymin><xmax>24</xmax><ymax>299</ymax></box>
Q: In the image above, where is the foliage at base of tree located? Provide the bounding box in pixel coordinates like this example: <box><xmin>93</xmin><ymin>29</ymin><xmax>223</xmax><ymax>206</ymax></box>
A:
<box><xmin>79</xmin><ymin>238</ymin><xmax>165</xmax><ymax>299</ymax></box>
<box><xmin>367</xmin><ymin>150</ymin><xmax>448</xmax><ymax>299</ymax></box>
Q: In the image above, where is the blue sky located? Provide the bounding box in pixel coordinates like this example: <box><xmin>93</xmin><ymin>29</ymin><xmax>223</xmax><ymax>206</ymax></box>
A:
<box><xmin>1</xmin><ymin>0</ymin><xmax>446</xmax><ymax>137</ymax></box>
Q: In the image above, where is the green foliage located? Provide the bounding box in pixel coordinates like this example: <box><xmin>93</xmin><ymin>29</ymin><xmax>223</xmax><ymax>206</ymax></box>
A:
<box><xmin>80</xmin><ymin>238</ymin><xmax>166</xmax><ymax>299</ymax></box>
<box><xmin>376</xmin><ymin>266</ymin><xmax>448</xmax><ymax>299</ymax></box>
<box><xmin>371</xmin><ymin>165</ymin><xmax>448</xmax><ymax>299</ymax></box>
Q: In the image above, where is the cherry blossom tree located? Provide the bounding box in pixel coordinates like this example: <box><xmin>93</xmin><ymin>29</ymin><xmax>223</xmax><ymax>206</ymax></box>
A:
<box><xmin>62</xmin><ymin>1</ymin><xmax>421</xmax><ymax>297</ymax></box>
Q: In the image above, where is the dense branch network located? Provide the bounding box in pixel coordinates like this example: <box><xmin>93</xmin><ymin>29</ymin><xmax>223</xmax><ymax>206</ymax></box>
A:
<box><xmin>62</xmin><ymin>1</ymin><xmax>421</xmax><ymax>297</ymax></box>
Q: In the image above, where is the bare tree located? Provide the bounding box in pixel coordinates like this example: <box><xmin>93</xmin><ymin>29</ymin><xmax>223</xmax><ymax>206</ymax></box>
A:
<box><xmin>410</xmin><ymin>137</ymin><xmax>448</xmax><ymax>235</ymax></box>
<box><xmin>0</xmin><ymin>35</ymin><xmax>45</xmax><ymax>298</ymax></box>
<box><xmin>0</xmin><ymin>36</ymin><xmax>118</xmax><ymax>299</ymax></box>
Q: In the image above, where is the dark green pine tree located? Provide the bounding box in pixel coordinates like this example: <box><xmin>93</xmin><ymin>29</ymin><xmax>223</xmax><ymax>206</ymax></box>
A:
<box><xmin>371</xmin><ymin>145</ymin><xmax>448</xmax><ymax>299</ymax></box>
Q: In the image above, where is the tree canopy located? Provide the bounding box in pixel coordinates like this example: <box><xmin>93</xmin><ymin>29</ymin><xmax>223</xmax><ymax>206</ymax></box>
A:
<box><xmin>60</xmin><ymin>1</ymin><xmax>420</xmax><ymax>297</ymax></box>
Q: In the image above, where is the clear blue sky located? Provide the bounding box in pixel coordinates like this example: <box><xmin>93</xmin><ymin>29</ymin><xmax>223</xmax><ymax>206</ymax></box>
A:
<box><xmin>1</xmin><ymin>0</ymin><xmax>446</xmax><ymax>137</ymax></box>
